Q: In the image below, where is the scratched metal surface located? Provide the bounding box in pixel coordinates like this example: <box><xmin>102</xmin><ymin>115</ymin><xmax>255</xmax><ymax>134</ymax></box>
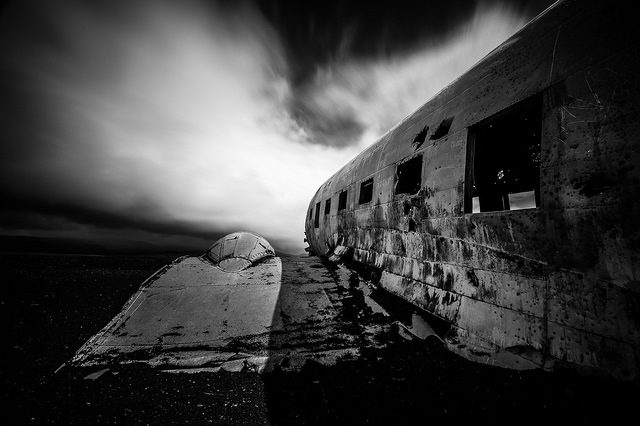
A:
<box><xmin>305</xmin><ymin>0</ymin><xmax>640</xmax><ymax>380</ymax></box>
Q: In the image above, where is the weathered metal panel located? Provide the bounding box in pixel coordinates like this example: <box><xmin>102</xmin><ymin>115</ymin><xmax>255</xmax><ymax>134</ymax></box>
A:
<box><xmin>422</xmin><ymin>130</ymin><xmax>466</xmax><ymax>188</ymax></box>
<box><xmin>351</xmin><ymin>142</ymin><xmax>384</xmax><ymax>182</ymax></box>
<box><xmin>546</xmin><ymin>321</ymin><xmax>637</xmax><ymax>378</ymax></box>
<box><xmin>72</xmin><ymin>256</ymin><xmax>282</xmax><ymax>364</ymax></box>
<box><xmin>549</xmin><ymin>3</ymin><xmax>638</xmax><ymax>84</ymax></box>
<box><xmin>547</xmin><ymin>270</ymin><xmax>640</xmax><ymax>342</ymax></box>
<box><xmin>373</xmin><ymin>164</ymin><xmax>396</xmax><ymax>205</ymax></box>
<box><xmin>378</xmin><ymin>270</ymin><xmax>461</xmax><ymax>324</ymax></box>
<box><xmin>455</xmin><ymin>296</ymin><xmax>546</xmax><ymax>350</ymax></box>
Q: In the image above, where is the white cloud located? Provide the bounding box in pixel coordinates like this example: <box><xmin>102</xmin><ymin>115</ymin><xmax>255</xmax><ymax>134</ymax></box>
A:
<box><xmin>14</xmin><ymin>0</ymin><xmax>361</xmax><ymax>253</ymax></box>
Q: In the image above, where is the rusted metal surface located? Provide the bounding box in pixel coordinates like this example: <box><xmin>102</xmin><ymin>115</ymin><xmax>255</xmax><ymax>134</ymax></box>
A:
<box><xmin>305</xmin><ymin>0</ymin><xmax>640</xmax><ymax>380</ymax></box>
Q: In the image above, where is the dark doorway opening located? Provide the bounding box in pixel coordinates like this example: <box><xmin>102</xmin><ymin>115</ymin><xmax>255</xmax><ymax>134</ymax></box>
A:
<box><xmin>465</xmin><ymin>94</ymin><xmax>542</xmax><ymax>213</ymax></box>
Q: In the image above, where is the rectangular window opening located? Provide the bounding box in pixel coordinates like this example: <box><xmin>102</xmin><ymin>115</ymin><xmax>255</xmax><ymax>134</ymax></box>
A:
<box><xmin>359</xmin><ymin>178</ymin><xmax>374</xmax><ymax>204</ymax></box>
<box><xmin>430</xmin><ymin>116</ymin><xmax>454</xmax><ymax>140</ymax></box>
<box><xmin>324</xmin><ymin>198</ymin><xmax>331</xmax><ymax>215</ymax></box>
<box><xmin>338</xmin><ymin>190</ymin><xmax>348</xmax><ymax>211</ymax></box>
<box><xmin>396</xmin><ymin>154</ymin><xmax>423</xmax><ymax>195</ymax></box>
<box><xmin>314</xmin><ymin>202</ymin><xmax>320</xmax><ymax>228</ymax></box>
<box><xmin>465</xmin><ymin>94</ymin><xmax>542</xmax><ymax>213</ymax></box>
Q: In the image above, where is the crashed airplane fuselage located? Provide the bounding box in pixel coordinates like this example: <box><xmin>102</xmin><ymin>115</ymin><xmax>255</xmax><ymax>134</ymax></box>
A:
<box><xmin>305</xmin><ymin>0</ymin><xmax>640</xmax><ymax>380</ymax></box>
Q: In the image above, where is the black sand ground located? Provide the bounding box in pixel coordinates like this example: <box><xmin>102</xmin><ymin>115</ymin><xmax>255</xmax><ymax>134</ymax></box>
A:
<box><xmin>2</xmin><ymin>253</ymin><xmax>638</xmax><ymax>424</ymax></box>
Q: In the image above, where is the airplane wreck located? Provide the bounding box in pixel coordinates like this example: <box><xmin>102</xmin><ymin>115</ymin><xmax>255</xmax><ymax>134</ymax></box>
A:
<box><xmin>70</xmin><ymin>0</ymin><xmax>639</xmax><ymax>383</ymax></box>
<box><xmin>305</xmin><ymin>0</ymin><xmax>640</xmax><ymax>380</ymax></box>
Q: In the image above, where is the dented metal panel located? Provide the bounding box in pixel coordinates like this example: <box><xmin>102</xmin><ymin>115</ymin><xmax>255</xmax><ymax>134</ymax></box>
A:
<box><xmin>305</xmin><ymin>0</ymin><xmax>640</xmax><ymax>380</ymax></box>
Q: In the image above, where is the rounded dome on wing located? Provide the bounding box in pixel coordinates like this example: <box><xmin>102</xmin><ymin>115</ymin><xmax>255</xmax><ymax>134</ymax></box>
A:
<box><xmin>207</xmin><ymin>232</ymin><xmax>275</xmax><ymax>272</ymax></box>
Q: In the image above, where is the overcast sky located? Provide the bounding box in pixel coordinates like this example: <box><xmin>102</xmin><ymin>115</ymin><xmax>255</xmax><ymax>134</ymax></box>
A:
<box><xmin>0</xmin><ymin>0</ymin><xmax>553</xmax><ymax>254</ymax></box>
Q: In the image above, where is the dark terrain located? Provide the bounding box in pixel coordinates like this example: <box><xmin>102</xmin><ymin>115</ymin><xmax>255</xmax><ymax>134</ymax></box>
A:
<box><xmin>2</xmin><ymin>252</ymin><xmax>638</xmax><ymax>424</ymax></box>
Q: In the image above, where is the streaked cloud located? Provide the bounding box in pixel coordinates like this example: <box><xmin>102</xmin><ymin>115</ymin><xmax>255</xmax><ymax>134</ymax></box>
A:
<box><xmin>292</xmin><ymin>4</ymin><xmax>527</xmax><ymax>147</ymax></box>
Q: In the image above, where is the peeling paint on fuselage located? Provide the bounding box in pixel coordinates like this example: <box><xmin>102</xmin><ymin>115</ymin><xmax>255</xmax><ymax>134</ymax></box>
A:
<box><xmin>305</xmin><ymin>0</ymin><xmax>640</xmax><ymax>380</ymax></box>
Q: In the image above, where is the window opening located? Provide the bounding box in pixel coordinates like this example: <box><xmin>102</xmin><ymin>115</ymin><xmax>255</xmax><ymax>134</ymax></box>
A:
<box><xmin>338</xmin><ymin>190</ymin><xmax>348</xmax><ymax>211</ymax></box>
<box><xmin>412</xmin><ymin>126</ymin><xmax>429</xmax><ymax>150</ymax></box>
<box><xmin>465</xmin><ymin>94</ymin><xmax>542</xmax><ymax>213</ymax></box>
<box><xmin>359</xmin><ymin>178</ymin><xmax>374</xmax><ymax>204</ymax></box>
<box><xmin>314</xmin><ymin>202</ymin><xmax>320</xmax><ymax>228</ymax></box>
<box><xmin>324</xmin><ymin>198</ymin><xmax>331</xmax><ymax>215</ymax></box>
<box><xmin>396</xmin><ymin>155</ymin><xmax>422</xmax><ymax>195</ymax></box>
<box><xmin>430</xmin><ymin>117</ymin><xmax>454</xmax><ymax>140</ymax></box>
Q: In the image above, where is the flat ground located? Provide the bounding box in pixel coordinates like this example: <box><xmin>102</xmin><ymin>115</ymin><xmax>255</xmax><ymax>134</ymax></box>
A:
<box><xmin>2</xmin><ymin>253</ymin><xmax>638</xmax><ymax>424</ymax></box>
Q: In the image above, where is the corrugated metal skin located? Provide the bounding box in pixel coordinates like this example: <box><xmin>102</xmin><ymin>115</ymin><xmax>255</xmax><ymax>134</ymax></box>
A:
<box><xmin>305</xmin><ymin>0</ymin><xmax>640</xmax><ymax>379</ymax></box>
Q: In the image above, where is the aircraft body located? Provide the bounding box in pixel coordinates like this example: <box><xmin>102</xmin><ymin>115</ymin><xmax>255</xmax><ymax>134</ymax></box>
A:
<box><xmin>305</xmin><ymin>0</ymin><xmax>640</xmax><ymax>380</ymax></box>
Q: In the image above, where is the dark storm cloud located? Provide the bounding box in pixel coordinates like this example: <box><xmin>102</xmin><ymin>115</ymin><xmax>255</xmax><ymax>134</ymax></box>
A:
<box><xmin>289</xmin><ymin>95</ymin><xmax>366</xmax><ymax>147</ymax></box>
<box><xmin>256</xmin><ymin>0</ymin><xmax>551</xmax><ymax>83</ymax></box>
<box><xmin>0</xmin><ymin>0</ymin><xmax>553</xmax><ymax>253</ymax></box>
<box><xmin>254</xmin><ymin>0</ymin><xmax>554</xmax><ymax>148</ymax></box>
<box><xmin>0</xmin><ymin>192</ymin><xmax>220</xmax><ymax>240</ymax></box>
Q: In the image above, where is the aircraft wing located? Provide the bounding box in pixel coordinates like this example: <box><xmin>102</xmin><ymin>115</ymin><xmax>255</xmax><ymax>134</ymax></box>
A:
<box><xmin>70</xmin><ymin>232</ymin><xmax>423</xmax><ymax>373</ymax></box>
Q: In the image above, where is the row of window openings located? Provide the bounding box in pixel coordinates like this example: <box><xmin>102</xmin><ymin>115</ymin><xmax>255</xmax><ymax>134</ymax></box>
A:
<box><xmin>312</xmin><ymin>93</ymin><xmax>542</xmax><ymax>227</ymax></box>
<box><xmin>313</xmin><ymin>155</ymin><xmax>423</xmax><ymax>227</ymax></box>
<box><xmin>312</xmin><ymin>187</ymin><xmax>349</xmax><ymax>227</ymax></box>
